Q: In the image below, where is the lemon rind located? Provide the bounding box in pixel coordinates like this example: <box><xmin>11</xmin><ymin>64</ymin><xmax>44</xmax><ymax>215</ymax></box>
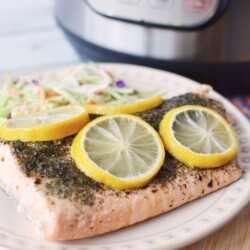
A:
<box><xmin>84</xmin><ymin>96</ymin><xmax>163</xmax><ymax>115</ymax></box>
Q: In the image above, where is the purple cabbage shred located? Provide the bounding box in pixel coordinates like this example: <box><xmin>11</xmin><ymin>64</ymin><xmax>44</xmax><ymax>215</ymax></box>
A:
<box><xmin>14</xmin><ymin>78</ymin><xmax>19</xmax><ymax>84</ymax></box>
<box><xmin>32</xmin><ymin>79</ymin><xmax>39</xmax><ymax>85</ymax></box>
<box><xmin>115</xmin><ymin>80</ymin><xmax>126</xmax><ymax>88</ymax></box>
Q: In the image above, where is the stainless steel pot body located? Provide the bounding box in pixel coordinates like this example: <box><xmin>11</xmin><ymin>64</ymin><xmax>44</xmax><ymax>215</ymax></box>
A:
<box><xmin>55</xmin><ymin>0</ymin><xmax>250</xmax><ymax>94</ymax></box>
<box><xmin>55</xmin><ymin>0</ymin><xmax>250</xmax><ymax>63</ymax></box>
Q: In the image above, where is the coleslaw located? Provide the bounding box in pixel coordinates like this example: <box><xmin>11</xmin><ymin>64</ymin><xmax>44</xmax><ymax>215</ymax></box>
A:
<box><xmin>0</xmin><ymin>63</ymin><xmax>162</xmax><ymax>124</ymax></box>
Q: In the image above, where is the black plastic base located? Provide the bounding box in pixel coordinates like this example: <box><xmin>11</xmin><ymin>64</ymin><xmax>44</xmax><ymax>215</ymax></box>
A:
<box><xmin>60</xmin><ymin>24</ymin><xmax>250</xmax><ymax>96</ymax></box>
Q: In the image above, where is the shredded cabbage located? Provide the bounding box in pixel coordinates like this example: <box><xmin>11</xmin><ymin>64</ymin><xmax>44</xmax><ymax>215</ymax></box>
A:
<box><xmin>0</xmin><ymin>63</ymin><xmax>163</xmax><ymax>124</ymax></box>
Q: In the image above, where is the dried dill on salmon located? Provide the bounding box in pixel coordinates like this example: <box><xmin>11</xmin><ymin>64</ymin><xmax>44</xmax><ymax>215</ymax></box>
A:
<box><xmin>137</xmin><ymin>93</ymin><xmax>227</xmax><ymax>130</ymax></box>
<box><xmin>8</xmin><ymin>93</ymin><xmax>229</xmax><ymax>203</ymax></box>
<box><xmin>10</xmin><ymin>137</ymin><xmax>104</xmax><ymax>205</ymax></box>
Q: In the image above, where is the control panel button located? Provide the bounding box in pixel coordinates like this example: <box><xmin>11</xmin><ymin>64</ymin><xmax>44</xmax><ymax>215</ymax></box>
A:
<box><xmin>87</xmin><ymin>0</ymin><xmax>219</xmax><ymax>27</ymax></box>
<box><xmin>117</xmin><ymin>0</ymin><xmax>139</xmax><ymax>4</ymax></box>
<box><xmin>184</xmin><ymin>0</ymin><xmax>212</xmax><ymax>12</ymax></box>
<box><xmin>148</xmin><ymin>0</ymin><xmax>173</xmax><ymax>9</ymax></box>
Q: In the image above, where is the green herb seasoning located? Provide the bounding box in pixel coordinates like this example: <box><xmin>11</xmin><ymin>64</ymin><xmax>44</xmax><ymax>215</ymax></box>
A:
<box><xmin>6</xmin><ymin>93</ymin><xmax>226</xmax><ymax>203</ymax></box>
<box><xmin>10</xmin><ymin>137</ymin><xmax>104</xmax><ymax>205</ymax></box>
<box><xmin>137</xmin><ymin>93</ymin><xmax>227</xmax><ymax>130</ymax></box>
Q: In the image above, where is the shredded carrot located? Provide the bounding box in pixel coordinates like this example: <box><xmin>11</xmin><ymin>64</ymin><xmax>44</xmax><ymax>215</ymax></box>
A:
<box><xmin>46</xmin><ymin>91</ymin><xmax>60</xmax><ymax>98</ymax></box>
<box><xmin>95</xmin><ymin>89</ymin><xmax>104</xmax><ymax>95</ymax></box>
<box><xmin>36</xmin><ymin>84</ymin><xmax>46</xmax><ymax>111</ymax></box>
<box><xmin>106</xmin><ymin>70</ymin><xmax>113</xmax><ymax>78</ymax></box>
<box><xmin>87</xmin><ymin>99</ymin><xmax>97</xmax><ymax>105</ymax></box>
<box><xmin>8</xmin><ymin>88</ymin><xmax>21</xmax><ymax>98</ymax></box>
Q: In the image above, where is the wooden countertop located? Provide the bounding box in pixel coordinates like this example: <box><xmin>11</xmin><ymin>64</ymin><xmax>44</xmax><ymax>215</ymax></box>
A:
<box><xmin>181</xmin><ymin>203</ymin><xmax>250</xmax><ymax>250</ymax></box>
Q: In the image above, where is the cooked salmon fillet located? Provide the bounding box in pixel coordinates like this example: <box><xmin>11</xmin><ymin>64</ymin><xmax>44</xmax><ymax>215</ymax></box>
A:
<box><xmin>0</xmin><ymin>93</ymin><xmax>243</xmax><ymax>240</ymax></box>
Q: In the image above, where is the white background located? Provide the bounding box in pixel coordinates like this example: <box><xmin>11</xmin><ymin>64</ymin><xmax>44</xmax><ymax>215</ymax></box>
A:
<box><xmin>0</xmin><ymin>0</ymin><xmax>81</xmax><ymax>73</ymax></box>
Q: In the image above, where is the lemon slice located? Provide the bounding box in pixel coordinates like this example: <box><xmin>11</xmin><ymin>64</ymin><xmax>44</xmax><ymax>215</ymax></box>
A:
<box><xmin>71</xmin><ymin>114</ymin><xmax>165</xmax><ymax>190</ymax></box>
<box><xmin>84</xmin><ymin>96</ymin><xmax>163</xmax><ymax>115</ymax></box>
<box><xmin>0</xmin><ymin>106</ymin><xmax>89</xmax><ymax>141</ymax></box>
<box><xmin>159</xmin><ymin>105</ymin><xmax>238</xmax><ymax>168</ymax></box>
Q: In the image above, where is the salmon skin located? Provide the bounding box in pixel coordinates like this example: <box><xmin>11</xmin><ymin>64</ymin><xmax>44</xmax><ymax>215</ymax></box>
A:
<box><xmin>0</xmin><ymin>93</ymin><xmax>243</xmax><ymax>240</ymax></box>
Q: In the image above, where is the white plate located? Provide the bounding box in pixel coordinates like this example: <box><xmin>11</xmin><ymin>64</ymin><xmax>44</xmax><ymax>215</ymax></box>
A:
<box><xmin>0</xmin><ymin>64</ymin><xmax>250</xmax><ymax>250</ymax></box>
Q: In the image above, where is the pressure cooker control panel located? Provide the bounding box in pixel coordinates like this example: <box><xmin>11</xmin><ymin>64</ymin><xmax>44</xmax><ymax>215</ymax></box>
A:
<box><xmin>85</xmin><ymin>0</ymin><xmax>223</xmax><ymax>29</ymax></box>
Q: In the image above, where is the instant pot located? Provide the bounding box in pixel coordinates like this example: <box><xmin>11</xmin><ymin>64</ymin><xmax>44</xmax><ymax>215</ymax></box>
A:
<box><xmin>55</xmin><ymin>0</ymin><xmax>250</xmax><ymax>95</ymax></box>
